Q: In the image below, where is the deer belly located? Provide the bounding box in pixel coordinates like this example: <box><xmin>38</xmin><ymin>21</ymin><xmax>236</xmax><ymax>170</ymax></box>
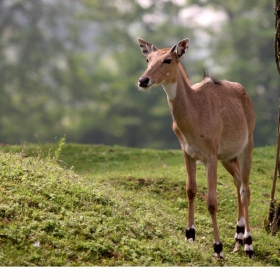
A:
<box><xmin>217</xmin><ymin>137</ymin><xmax>248</xmax><ymax>161</ymax></box>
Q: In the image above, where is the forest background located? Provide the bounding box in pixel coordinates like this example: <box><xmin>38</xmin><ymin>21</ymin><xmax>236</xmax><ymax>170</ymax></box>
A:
<box><xmin>0</xmin><ymin>0</ymin><xmax>278</xmax><ymax>149</ymax></box>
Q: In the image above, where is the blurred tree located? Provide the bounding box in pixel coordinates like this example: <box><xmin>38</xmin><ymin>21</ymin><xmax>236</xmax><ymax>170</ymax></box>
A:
<box><xmin>0</xmin><ymin>0</ymin><xmax>82</xmax><ymax>144</ymax></box>
<box><xmin>0</xmin><ymin>0</ymin><xmax>278</xmax><ymax>149</ymax></box>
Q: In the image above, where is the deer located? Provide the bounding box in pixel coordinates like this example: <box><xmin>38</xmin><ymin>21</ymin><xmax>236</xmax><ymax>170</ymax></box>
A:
<box><xmin>137</xmin><ymin>37</ymin><xmax>255</xmax><ymax>259</ymax></box>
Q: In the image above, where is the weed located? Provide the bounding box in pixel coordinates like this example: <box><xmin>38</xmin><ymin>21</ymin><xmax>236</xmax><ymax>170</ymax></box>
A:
<box><xmin>52</xmin><ymin>136</ymin><xmax>66</xmax><ymax>162</ymax></box>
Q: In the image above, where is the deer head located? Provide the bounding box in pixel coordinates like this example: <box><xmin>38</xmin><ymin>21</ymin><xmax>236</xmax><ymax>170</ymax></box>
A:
<box><xmin>137</xmin><ymin>38</ymin><xmax>190</xmax><ymax>89</ymax></box>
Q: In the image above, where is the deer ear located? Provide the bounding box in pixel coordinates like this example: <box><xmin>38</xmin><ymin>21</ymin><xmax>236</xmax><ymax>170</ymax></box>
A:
<box><xmin>137</xmin><ymin>37</ymin><xmax>158</xmax><ymax>57</ymax></box>
<box><xmin>171</xmin><ymin>38</ymin><xmax>190</xmax><ymax>61</ymax></box>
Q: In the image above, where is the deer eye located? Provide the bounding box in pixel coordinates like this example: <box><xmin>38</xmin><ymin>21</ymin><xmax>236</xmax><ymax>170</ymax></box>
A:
<box><xmin>163</xmin><ymin>59</ymin><xmax>172</xmax><ymax>64</ymax></box>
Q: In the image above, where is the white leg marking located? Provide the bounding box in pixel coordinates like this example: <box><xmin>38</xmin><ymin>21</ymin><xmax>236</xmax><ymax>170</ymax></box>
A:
<box><xmin>240</xmin><ymin>185</ymin><xmax>246</xmax><ymax>201</ymax></box>
<box><xmin>214</xmin><ymin>252</ymin><xmax>224</xmax><ymax>258</ymax></box>
<box><xmin>237</xmin><ymin>217</ymin><xmax>245</xmax><ymax>227</ymax></box>
<box><xmin>244</xmin><ymin>229</ymin><xmax>250</xmax><ymax>238</ymax></box>
<box><xmin>244</xmin><ymin>244</ymin><xmax>253</xmax><ymax>251</ymax></box>
<box><xmin>237</xmin><ymin>233</ymin><xmax>244</xmax><ymax>239</ymax></box>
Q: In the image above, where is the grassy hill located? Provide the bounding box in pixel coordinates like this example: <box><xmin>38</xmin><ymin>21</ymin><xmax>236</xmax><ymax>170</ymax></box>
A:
<box><xmin>0</xmin><ymin>141</ymin><xmax>279</xmax><ymax>266</ymax></box>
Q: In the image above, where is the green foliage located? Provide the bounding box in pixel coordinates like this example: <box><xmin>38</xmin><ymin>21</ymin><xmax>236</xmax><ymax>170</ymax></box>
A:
<box><xmin>1</xmin><ymin>143</ymin><xmax>280</xmax><ymax>266</ymax></box>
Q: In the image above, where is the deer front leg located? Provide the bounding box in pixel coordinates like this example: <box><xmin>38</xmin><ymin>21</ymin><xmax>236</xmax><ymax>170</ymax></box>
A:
<box><xmin>206</xmin><ymin>156</ymin><xmax>224</xmax><ymax>259</ymax></box>
<box><xmin>183</xmin><ymin>151</ymin><xmax>197</xmax><ymax>242</ymax></box>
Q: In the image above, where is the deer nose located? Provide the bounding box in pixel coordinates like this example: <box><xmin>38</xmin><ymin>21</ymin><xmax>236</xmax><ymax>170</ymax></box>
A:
<box><xmin>138</xmin><ymin>77</ymin><xmax>150</xmax><ymax>88</ymax></box>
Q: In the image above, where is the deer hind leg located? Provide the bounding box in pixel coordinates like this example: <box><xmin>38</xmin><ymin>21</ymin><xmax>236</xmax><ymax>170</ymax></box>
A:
<box><xmin>183</xmin><ymin>151</ymin><xmax>197</xmax><ymax>242</ymax></box>
<box><xmin>238</xmin><ymin>138</ymin><xmax>254</xmax><ymax>258</ymax></box>
<box><xmin>221</xmin><ymin>140</ymin><xmax>254</xmax><ymax>257</ymax></box>
<box><xmin>221</xmin><ymin>158</ymin><xmax>245</xmax><ymax>252</ymax></box>
<box><xmin>206</xmin><ymin>156</ymin><xmax>224</xmax><ymax>258</ymax></box>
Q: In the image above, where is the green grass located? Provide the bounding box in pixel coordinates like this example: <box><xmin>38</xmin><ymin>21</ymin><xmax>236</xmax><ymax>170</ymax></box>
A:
<box><xmin>0</xmin><ymin>141</ymin><xmax>280</xmax><ymax>266</ymax></box>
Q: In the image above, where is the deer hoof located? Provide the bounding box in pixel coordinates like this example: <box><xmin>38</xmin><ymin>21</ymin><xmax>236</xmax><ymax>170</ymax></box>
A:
<box><xmin>244</xmin><ymin>249</ymin><xmax>254</xmax><ymax>258</ymax></box>
<box><xmin>214</xmin><ymin>252</ymin><xmax>224</xmax><ymax>259</ymax></box>
<box><xmin>213</xmin><ymin>241</ymin><xmax>224</xmax><ymax>259</ymax></box>
<box><xmin>244</xmin><ymin>233</ymin><xmax>254</xmax><ymax>258</ymax></box>
<box><xmin>185</xmin><ymin>226</ymin><xmax>195</xmax><ymax>242</ymax></box>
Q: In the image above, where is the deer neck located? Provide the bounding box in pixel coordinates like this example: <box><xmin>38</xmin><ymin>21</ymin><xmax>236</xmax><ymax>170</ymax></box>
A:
<box><xmin>162</xmin><ymin>64</ymin><xmax>191</xmax><ymax>100</ymax></box>
<box><xmin>162</xmin><ymin>63</ymin><xmax>195</xmax><ymax>124</ymax></box>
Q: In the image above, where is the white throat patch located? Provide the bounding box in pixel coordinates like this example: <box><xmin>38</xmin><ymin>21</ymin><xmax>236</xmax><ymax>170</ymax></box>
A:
<box><xmin>162</xmin><ymin>82</ymin><xmax>177</xmax><ymax>100</ymax></box>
